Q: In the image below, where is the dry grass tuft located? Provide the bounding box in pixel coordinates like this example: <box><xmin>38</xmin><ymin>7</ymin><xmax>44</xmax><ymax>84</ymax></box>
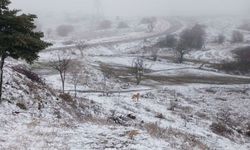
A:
<box><xmin>144</xmin><ymin>122</ymin><xmax>208</xmax><ymax>150</ymax></box>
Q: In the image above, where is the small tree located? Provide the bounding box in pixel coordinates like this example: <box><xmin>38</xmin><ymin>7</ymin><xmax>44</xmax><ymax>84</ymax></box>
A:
<box><xmin>56</xmin><ymin>25</ymin><xmax>74</xmax><ymax>37</ymax></box>
<box><xmin>173</xmin><ymin>24</ymin><xmax>206</xmax><ymax>63</ymax></box>
<box><xmin>179</xmin><ymin>24</ymin><xmax>206</xmax><ymax>50</ymax></box>
<box><xmin>216</xmin><ymin>34</ymin><xmax>226</xmax><ymax>44</ymax></box>
<box><xmin>147</xmin><ymin>21</ymin><xmax>155</xmax><ymax>32</ymax></box>
<box><xmin>231</xmin><ymin>31</ymin><xmax>244</xmax><ymax>43</ymax></box>
<box><xmin>140</xmin><ymin>17</ymin><xmax>157</xmax><ymax>33</ymax></box>
<box><xmin>0</xmin><ymin>0</ymin><xmax>51</xmax><ymax>101</ymax></box>
<box><xmin>157</xmin><ymin>34</ymin><xmax>178</xmax><ymax>48</ymax></box>
<box><xmin>69</xmin><ymin>61</ymin><xmax>84</xmax><ymax>98</ymax></box>
<box><xmin>175</xmin><ymin>40</ymin><xmax>188</xmax><ymax>63</ymax></box>
<box><xmin>50</xmin><ymin>55</ymin><xmax>71</xmax><ymax>93</ymax></box>
<box><xmin>117</xmin><ymin>21</ymin><xmax>129</xmax><ymax>29</ymax></box>
<box><xmin>76</xmin><ymin>41</ymin><xmax>88</xmax><ymax>57</ymax></box>
<box><xmin>132</xmin><ymin>57</ymin><xmax>148</xmax><ymax>85</ymax></box>
<box><xmin>151</xmin><ymin>48</ymin><xmax>160</xmax><ymax>61</ymax></box>
<box><xmin>98</xmin><ymin>20</ymin><xmax>112</xmax><ymax>29</ymax></box>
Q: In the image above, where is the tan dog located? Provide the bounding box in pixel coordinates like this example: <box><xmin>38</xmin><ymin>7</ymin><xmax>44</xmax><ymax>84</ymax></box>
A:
<box><xmin>132</xmin><ymin>93</ymin><xmax>140</xmax><ymax>102</ymax></box>
<box><xmin>128</xmin><ymin>130</ymin><xmax>140</xmax><ymax>139</ymax></box>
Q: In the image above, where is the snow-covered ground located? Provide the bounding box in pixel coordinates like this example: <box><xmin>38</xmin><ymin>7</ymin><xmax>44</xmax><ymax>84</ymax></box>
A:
<box><xmin>1</xmin><ymin>16</ymin><xmax>250</xmax><ymax>149</ymax></box>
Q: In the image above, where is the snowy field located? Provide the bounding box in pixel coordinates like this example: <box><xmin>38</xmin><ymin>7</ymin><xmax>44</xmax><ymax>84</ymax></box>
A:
<box><xmin>1</xmin><ymin>16</ymin><xmax>250</xmax><ymax>149</ymax></box>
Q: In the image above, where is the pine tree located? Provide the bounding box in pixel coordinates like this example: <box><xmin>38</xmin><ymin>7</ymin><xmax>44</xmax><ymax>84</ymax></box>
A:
<box><xmin>0</xmin><ymin>0</ymin><xmax>51</xmax><ymax>101</ymax></box>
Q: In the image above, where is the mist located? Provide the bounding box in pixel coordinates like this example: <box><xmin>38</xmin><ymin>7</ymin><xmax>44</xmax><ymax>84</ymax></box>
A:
<box><xmin>11</xmin><ymin>0</ymin><xmax>249</xmax><ymax>17</ymax></box>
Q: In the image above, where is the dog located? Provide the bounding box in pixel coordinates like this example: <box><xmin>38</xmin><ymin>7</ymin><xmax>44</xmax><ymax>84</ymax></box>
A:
<box><xmin>132</xmin><ymin>93</ymin><xmax>140</xmax><ymax>102</ymax></box>
<box><xmin>128</xmin><ymin>130</ymin><xmax>140</xmax><ymax>139</ymax></box>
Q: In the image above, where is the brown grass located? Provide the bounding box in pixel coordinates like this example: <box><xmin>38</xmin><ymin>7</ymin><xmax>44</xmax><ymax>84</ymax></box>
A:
<box><xmin>144</xmin><ymin>122</ymin><xmax>208</xmax><ymax>150</ymax></box>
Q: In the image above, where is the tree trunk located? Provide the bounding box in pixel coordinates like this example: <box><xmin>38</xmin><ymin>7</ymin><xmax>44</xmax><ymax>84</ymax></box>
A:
<box><xmin>62</xmin><ymin>79</ymin><xmax>65</xmax><ymax>93</ymax></box>
<box><xmin>59</xmin><ymin>72</ymin><xmax>65</xmax><ymax>93</ymax></box>
<box><xmin>80</xmin><ymin>50</ymin><xmax>84</xmax><ymax>57</ymax></box>
<box><xmin>0</xmin><ymin>54</ymin><xmax>6</xmax><ymax>102</ymax></box>
<box><xmin>74</xmin><ymin>84</ymin><xmax>77</xmax><ymax>98</ymax></box>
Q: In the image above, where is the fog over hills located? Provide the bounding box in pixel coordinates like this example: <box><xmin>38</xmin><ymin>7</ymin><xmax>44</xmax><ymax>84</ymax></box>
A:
<box><xmin>11</xmin><ymin>0</ymin><xmax>249</xmax><ymax>17</ymax></box>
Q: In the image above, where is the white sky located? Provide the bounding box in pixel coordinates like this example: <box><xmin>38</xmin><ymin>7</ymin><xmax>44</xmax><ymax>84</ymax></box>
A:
<box><xmin>10</xmin><ymin>0</ymin><xmax>249</xmax><ymax>17</ymax></box>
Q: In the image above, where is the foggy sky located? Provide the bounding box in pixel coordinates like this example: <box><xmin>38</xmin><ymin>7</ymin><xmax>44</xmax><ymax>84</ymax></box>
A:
<box><xmin>11</xmin><ymin>0</ymin><xmax>249</xmax><ymax>17</ymax></box>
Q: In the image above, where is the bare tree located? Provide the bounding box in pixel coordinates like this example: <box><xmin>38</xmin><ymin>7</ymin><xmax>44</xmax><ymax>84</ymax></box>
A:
<box><xmin>151</xmin><ymin>48</ymin><xmax>160</xmax><ymax>61</ymax></box>
<box><xmin>69</xmin><ymin>61</ymin><xmax>84</xmax><ymax>98</ymax></box>
<box><xmin>76</xmin><ymin>41</ymin><xmax>88</xmax><ymax>57</ymax></box>
<box><xmin>175</xmin><ymin>40</ymin><xmax>189</xmax><ymax>63</ymax></box>
<box><xmin>132</xmin><ymin>57</ymin><xmax>149</xmax><ymax>85</ymax></box>
<box><xmin>50</xmin><ymin>55</ymin><xmax>71</xmax><ymax>93</ymax></box>
<box><xmin>173</xmin><ymin>24</ymin><xmax>206</xmax><ymax>63</ymax></box>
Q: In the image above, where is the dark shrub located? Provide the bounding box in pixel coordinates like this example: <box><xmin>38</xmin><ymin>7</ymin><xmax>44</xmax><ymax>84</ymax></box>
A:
<box><xmin>246</xmin><ymin>122</ymin><xmax>250</xmax><ymax>137</ymax></box>
<box><xmin>117</xmin><ymin>21</ymin><xmax>129</xmax><ymax>28</ymax></box>
<box><xmin>231</xmin><ymin>31</ymin><xmax>244</xmax><ymax>43</ymax></box>
<box><xmin>239</xmin><ymin>22</ymin><xmax>250</xmax><ymax>31</ymax></box>
<box><xmin>157</xmin><ymin>34</ymin><xmax>177</xmax><ymax>48</ymax></box>
<box><xmin>16</xmin><ymin>102</ymin><xmax>27</xmax><ymax>110</ymax></box>
<box><xmin>234</xmin><ymin>46</ymin><xmax>250</xmax><ymax>62</ymax></box>
<box><xmin>210</xmin><ymin>122</ymin><xmax>233</xmax><ymax>137</ymax></box>
<box><xmin>218</xmin><ymin>46</ymin><xmax>250</xmax><ymax>74</ymax></box>
<box><xmin>62</xmin><ymin>40</ymin><xmax>74</xmax><ymax>45</ymax></box>
<box><xmin>59</xmin><ymin>93</ymin><xmax>73</xmax><ymax>103</ymax></box>
<box><xmin>216</xmin><ymin>34</ymin><xmax>226</xmax><ymax>44</ymax></box>
<box><xmin>56</xmin><ymin>25</ymin><xmax>74</xmax><ymax>37</ymax></box>
<box><xmin>179</xmin><ymin>24</ymin><xmax>206</xmax><ymax>50</ymax></box>
<box><xmin>140</xmin><ymin>17</ymin><xmax>156</xmax><ymax>24</ymax></box>
<box><xmin>155</xmin><ymin>113</ymin><xmax>165</xmax><ymax>119</ymax></box>
<box><xmin>99</xmin><ymin>20</ymin><xmax>112</xmax><ymax>29</ymax></box>
<box><xmin>12</xmin><ymin>65</ymin><xmax>44</xmax><ymax>84</ymax></box>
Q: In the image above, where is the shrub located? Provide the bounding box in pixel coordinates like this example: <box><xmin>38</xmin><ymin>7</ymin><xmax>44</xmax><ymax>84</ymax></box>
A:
<box><xmin>231</xmin><ymin>31</ymin><xmax>244</xmax><ymax>43</ymax></box>
<box><xmin>179</xmin><ymin>24</ymin><xmax>206</xmax><ymax>50</ymax></box>
<box><xmin>16</xmin><ymin>102</ymin><xmax>27</xmax><ymax>110</ymax></box>
<box><xmin>210</xmin><ymin>122</ymin><xmax>233</xmax><ymax>137</ymax></box>
<box><xmin>216</xmin><ymin>34</ymin><xmax>226</xmax><ymax>44</ymax></box>
<box><xmin>168</xmin><ymin>100</ymin><xmax>178</xmax><ymax>111</ymax></box>
<box><xmin>12</xmin><ymin>65</ymin><xmax>44</xmax><ymax>84</ymax></box>
<box><xmin>235</xmin><ymin>46</ymin><xmax>250</xmax><ymax>62</ymax></box>
<box><xmin>218</xmin><ymin>61</ymin><xmax>250</xmax><ymax>74</ymax></box>
<box><xmin>131</xmin><ymin>57</ymin><xmax>148</xmax><ymax>85</ymax></box>
<box><xmin>157</xmin><ymin>34</ymin><xmax>177</xmax><ymax>48</ymax></box>
<box><xmin>59</xmin><ymin>93</ymin><xmax>73</xmax><ymax>103</ymax></box>
<box><xmin>239</xmin><ymin>22</ymin><xmax>250</xmax><ymax>31</ymax></box>
<box><xmin>56</xmin><ymin>25</ymin><xmax>74</xmax><ymax>37</ymax></box>
<box><xmin>99</xmin><ymin>20</ymin><xmax>112</xmax><ymax>29</ymax></box>
<box><xmin>218</xmin><ymin>46</ymin><xmax>250</xmax><ymax>74</ymax></box>
<box><xmin>117</xmin><ymin>21</ymin><xmax>129</xmax><ymax>28</ymax></box>
<box><xmin>246</xmin><ymin>122</ymin><xmax>250</xmax><ymax>137</ymax></box>
<box><xmin>62</xmin><ymin>40</ymin><xmax>74</xmax><ymax>45</ymax></box>
<box><xmin>144</xmin><ymin>122</ymin><xmax>208</xmax><ymax>149</ymax></box>
<box><xmin>155</xmin><ymin>113</ymin><xmax>165</xmax><ymax>119</ymax></box>
<box><xmin>140</xmin><ymin>17</ymin><xmax>156</xmax><ymax>24</ymax></box>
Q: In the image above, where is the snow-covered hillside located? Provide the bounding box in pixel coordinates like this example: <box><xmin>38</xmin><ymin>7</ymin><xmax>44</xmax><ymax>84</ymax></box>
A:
<box><xmin>1</xmin><ymin>16</ymin><xmax>250</xmax><ymax>149</ymax></box>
